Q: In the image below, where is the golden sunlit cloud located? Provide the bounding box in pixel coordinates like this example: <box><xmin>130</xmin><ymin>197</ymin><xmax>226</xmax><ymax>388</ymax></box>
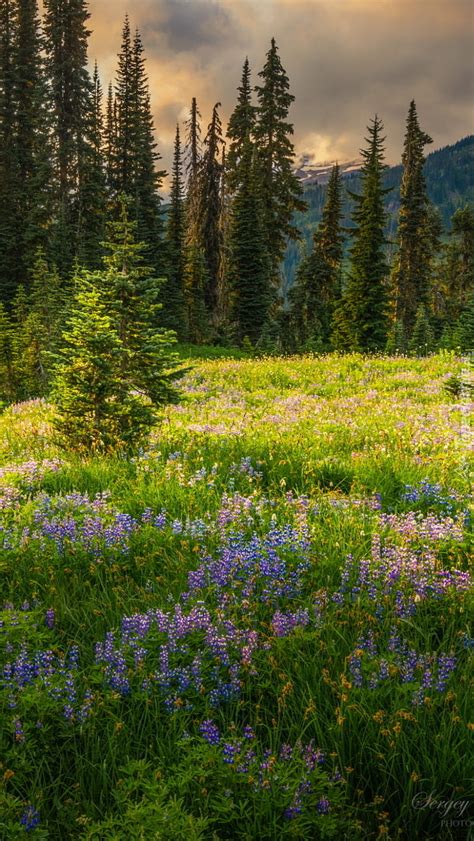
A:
<box><xmin>79</xmin><ymin>0</ymin><xmax>473</xmax><ymax>182</ymax></box>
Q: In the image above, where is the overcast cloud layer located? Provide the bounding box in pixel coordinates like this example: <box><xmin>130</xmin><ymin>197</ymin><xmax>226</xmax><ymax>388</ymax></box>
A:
<box><xmin>86</xmin><ymin>0</ymin><xmax>474</xmax><ymax>180</ymax></box>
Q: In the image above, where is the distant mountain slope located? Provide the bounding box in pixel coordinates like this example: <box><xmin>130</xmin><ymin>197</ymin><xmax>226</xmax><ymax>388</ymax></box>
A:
<box><xmin>283</xmin><ymin>135</ymin><xmax>474</xmax><ymax>293</ymax></box>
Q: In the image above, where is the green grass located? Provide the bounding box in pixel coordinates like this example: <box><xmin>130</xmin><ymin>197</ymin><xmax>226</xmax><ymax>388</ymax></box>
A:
<box><xmin>0</xmin><ymin>352</ymin><xmax>472</xmax><ymax>839</ymax></box>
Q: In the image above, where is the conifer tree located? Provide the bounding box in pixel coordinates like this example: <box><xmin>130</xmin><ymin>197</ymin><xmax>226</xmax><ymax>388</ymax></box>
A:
<box><xmin>131</xmin><ymin>28</ymin><xmax>165</xmax><ymax>272</ymax></box>
<box><xmin>227</xmin><ymin>57</ymin><xmax>256</xmax><ymax>195</ymax></box>
<box><xmin>229</xmin><ymin>139</ymin><xmax>270</xmax><ymax>344</ymax></box>
<box><xmin>216</xmin><ymin>145</ymin><xmax>232</xmax><ymax>333</ymax></box>
<box><xmin>458</xmin><ymin>292</ymin><xmax>474</xmax><ymax>351</ymax></box>
<box><xmin>290</xmin><ymin>163</ymin><xmax>344</xmax><ymax>347</ymax></box>
<box><xmin>183</xmin><ymin>98</ymin><xmax>208</xmax><ymax>342</ymax></box>
<box><xmin>0</xmin><ymin>0</ymin><xmax>19</xmax><ymax>303</ymax></box>
<box><xmin>333</xmin><ymin>116</ymin><xmax>391</xmax><ymax>352</ymax></box>
<box><xmin>14</xmin><ymin>0</ymin><xmax>52</xmax><ymax>282</ymax></box>
<box><xmin>114</xmin><ymin>16</ymin><xmax>133</xmax><ymax>192</ymax></box>
<box><xmin>77</xmin><ymin>61</ymin><xmax>106</xmax><ymax>268</ymax></box>
<box><xmin>254</xmin><ymin>38</ymin><xmax>306</xmax><ymax>283</ymax></box>
<box><xmin>439</xmin><ymin>206</ymin><xmax>474</xmax><ymax>323</ymax></box>
<box><xmin>29</xmin><ymin>250</ymin><xmax>66</xmax><ymax>372</ymax></box>
<box><xmin>163</xmin><ymin>124</ymin><xmax>187</xmax><ymax>338</ymax></box>
<box><xmin>104</xmin><ymin>82</ymin><xmax>117</xmax><ymax>193</ymax></box>
<box><xmin>53</xmin><ymin>201</ymin><xmax>182</xmax><ymax>453</ymax></box>
<box><xmin>392</xmin><ymin>101</ymin><xmax>434</xmax><ymax>334</ymax></box>
<box><xmin>408</xmin><ymin>303</ymin><xmax>434</xmax><ymax>356</ymax></box>
<box><xmin>6</xmin><ymin>253</ymin><xmax>65</xmax><ymax>398</ymax></box>
<box><xmin>200</xmin><ymin>102</ymin><xmax>224</xmax><ymax>320</ymax></box>
<box><xmin>385</xmin><ymin>320</ymin><xmax>408</xmax><ymax>355</ymax></box>
<box><xmin>52</xmin><ymin>279</ymin><xmax>126</xmax><ymax>453</ymax></box>
<box><xmin>113</xmin><ymin>21</ymin><xmax>165</xmax><ymax>273</ymax></box>
<box><xmin>185</xmin><ymin>96</ymin><xmax>201</xmax><ymax>187</ymax></box>
<box><xmin>0</xmin><ymin>302</ymin><xmax>15</xmax><ymax>400</ymax></box>
<box><xmin>43</xmin><ymin>0</ymin><xmax>96</xmax><ymax>274</ymax></box>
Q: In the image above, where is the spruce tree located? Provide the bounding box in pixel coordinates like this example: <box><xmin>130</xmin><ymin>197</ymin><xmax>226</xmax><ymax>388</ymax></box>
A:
<box><xmin>0</xmin><ymin>0</ymin><xmax>19</xmax><ymax>303</ymax></box>
<box><xmin>392</xmin><ymin>101</ymin><xmax>434</xmax><ymax>334</ymax></box>
<box><xmin>333</xmin><ymin>116</ymin><xmax>391</xmax><ymax>352</ymax></box>
<box><xmin>200</xmin><ymin>102</ymin><xmax>224</xmax><ymax>321</ymax></box>
<box><xmin>440</xmin><ymin>206</ymin><xmax>474</xmax><ymax>323</ymax></box>
<box><xmin>104</xmin><ymin>82</ymin><xmax>117</xmax><ymax>193</ymax></box>
<box><xmin>53</xmin><ymin>201</ymin><xmax>182</xmax><ymax>453</ymax></box>
<box><xmin>52</xmin><ymin>278</ymin><xmax>126</xmax><ymax>453</ymax></box>
<box><xmin>408</xmin><ymin>303</ymin><xmax>434</xmax><ymax>356</ymax></box>
<box><xmin>254</xmin><ymin>38</ymin><xmax>306</xmax><ymax>284</ymax></box>
<box><xmin>6</xmin><ymin>252</ymin><xmax>65</xmax><ymax>398</ymax></box>
<box><xmin>458</xmin><ymin>292</ymin><xmax>474</xmax><ymax>351</ymax></box>
<box><xmin>290</xmin><ymin>163</ymin><xmax>344</xmax><ymax>347</ymax></box>
<box><xmin>77</xmin><ymin>61</ymin><xmax>106</xmax><ymax>269</ymax></box>
<box><xmin>131</xmin><ymin>28</ymin><xmax>165</xmax><ymax>273</ymax></box>
<box><xmin>229</xmin><ymin>139</ymin><xmax>270</xmax><ymax>344</ymax></box>
<box><xmin>114</xmin><ymin>16</ymin><xmax>133</xmax><ymax>193</ymax></box>
<box><xmin>14</xmin><ymin>0</ymin><xmax>52</xmax><ymax>283</ymax></box>
<box><xmin>226</xmin><ymin>57</ymin><xmax>256</xmax><ymax>195</ymax></box>
<box><xmin>216</xmin><ymin>145</ymin><xmax>231</xmax><ymax>333</ymax></box>
<box><xmin>43</xmin><ymin>0</ymin><xmax>96</xmax><ymax>274</ymax></box>
<box><xmin>183</xmin><ymin>98</ymin><xmax>208</xmax><ymax>342</ymax></box>
<box><xmin>185</xmin><ymin>96</ymin><xmax>201</xmax><ymax>187</ymax></box>
<box><xmin>104</xmin><ymin>202</ymin><xmax>181</xmax><ymax>406</ymax></box>
<box><xmin>163</xmin><ymin>124</ymin><xmax>187</xmax><ymax>338</ymax></box>
<box><xmin>0</xmin><ymin>302</ymin><xmax>15</xmax><ymax>401</ymax></box>
<box><xmin>113</xmin><ymin>20</ymin><xmax>165</xmax><ymax>274</ymax></box>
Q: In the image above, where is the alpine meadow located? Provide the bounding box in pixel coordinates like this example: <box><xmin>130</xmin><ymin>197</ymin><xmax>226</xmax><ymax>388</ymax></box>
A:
<box><xmin>0</xmin><ymin>0</ymin><xmax>472</xmax><ymax>839</ymax></box>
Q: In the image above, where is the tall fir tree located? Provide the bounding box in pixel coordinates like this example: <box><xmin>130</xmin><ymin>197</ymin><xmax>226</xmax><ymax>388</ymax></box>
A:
<box><xmin>183</xmin><ymin>98</ymin><xmax>208</xmax><ymax>342</ymax></box>
<box><xmin>226</xmin><ymin>57</ymin><xmax>256</xmax><ymax>195</ymax></box>
<box><xmin>185</xmin><ymin>96</ymin><xmax>201</xmax><ymax>188</ymax></box>
<box><xmin>76</xmin><ymin>60</ymin><xmax>106</xmax><ymax>268</ymax></box>
<box><xmin>163</xmin><ymin>124</ymin><xmax>187</xmax><ymax>338</ymax></box>
<box><xmin>114</xmin><ymin>16</ymin><xmax>133</xmax><ymax>192</ymax></box>
<box><xmin>112</xmin><ymin>20</ymin><xmax>165</xmax><ymax>274</ymax></box>
<box><xmin>290</xmin><ymin>163</ymin><xmax>344</xmax><ymax>348</ymax></box>
<box><xmin>131</xmin><ymin>28</ymin><xmax>165</xmax><ymax>273</ymax></box>
<box><xmin>333</xmin><ymin>116</ymin><xmax>391</xmax><ymax>352</ymax></box>
<box><xmin>200</xmin><ymin>102</ymin><xmax>224</xmax><ymax>321</ymax></box>
<box><xmin>43</xmin><ymin>0</ymin><xmax>97</xmax><ymax>274</ymax></box>
<box><xmin>254</xmin><ymin>38</ymin><xmax>306</xmax><ymax>284</ymax></box>
<box><xmin>104</xmin><ymin>82</ymin><xmax>117</xmax><ymax>193</ymax></box>
<box><xmin>0</xmin><ymin>0</ymin><xmax>19</xmax><ymax>303</ymax></box>
<box><xmin>14</xmin><ymin>0</ymin><xmax>52</xmax><ymax>284</ymax></box>
<box><xmin>229</xmin><ymin>138</ymin><xmax>270</xmax><ymax>344</ymax></box>
<box><xmin>392</xmin><ymin>100</ymin><xmax>434</xmax><ymax>335</ymax></box>
<box><xmin>440</xmin><ymin>206</ymin><xmax>474</xmax><ymax>321</ymax></box>
<box><xmin>216</xmin><ymin>145</ymin><xmax>232</xmax><ymax>332</ymax></box>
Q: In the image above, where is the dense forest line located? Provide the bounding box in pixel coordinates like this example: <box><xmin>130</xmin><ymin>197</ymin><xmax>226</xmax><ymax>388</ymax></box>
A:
<box><xmin>283</xmin><ymin>135</ymin><xmax>474</xmax><ymax>292</ymax></box>
<box><xmin>0</xmin><ymin>0</ymin><xmax>473</xmax><ymax>414</ymax></box>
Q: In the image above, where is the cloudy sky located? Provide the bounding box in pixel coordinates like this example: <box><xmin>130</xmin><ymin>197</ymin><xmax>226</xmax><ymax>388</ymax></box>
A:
<box><xmin>86</xmin><ymin>0</ymin><xmax>474</xmax><ymax>178</ymax></box>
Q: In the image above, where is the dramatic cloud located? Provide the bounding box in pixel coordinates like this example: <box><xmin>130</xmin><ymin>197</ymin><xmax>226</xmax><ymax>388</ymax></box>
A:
<box><xmin>85</xmin><ymin>0</ymin><xmax>474</xmax><ymax>182</ymax></box>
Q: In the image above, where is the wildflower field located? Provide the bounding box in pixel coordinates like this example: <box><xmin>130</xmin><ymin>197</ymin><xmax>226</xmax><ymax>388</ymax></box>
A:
<box><xmin>0</xmin><ymin>353</ymin><xmax>472</xmax><ymax>840</ymax></box>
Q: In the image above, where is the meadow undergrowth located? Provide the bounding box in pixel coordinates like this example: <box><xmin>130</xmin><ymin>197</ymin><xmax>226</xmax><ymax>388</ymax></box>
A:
<box><xmin>0</xmin><ymin>353</ymin><xmax>472</xmax><ymax>839</ymax></box>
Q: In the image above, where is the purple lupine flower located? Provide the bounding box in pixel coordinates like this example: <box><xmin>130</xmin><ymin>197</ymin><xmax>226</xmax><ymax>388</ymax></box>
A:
<box><xmin>199</xmin><ymin>719</ymin><xmax>220</xmax><ymax>745</ymax></box>
<box><xmin>45</xmin><ymin>609</ymin><xmax>55</xmax><ymax>630</ymax></box>
<box><xmin>20</xmin><ymin>806</ymin><xmax>40</xmax><ymax>832</ymax></box>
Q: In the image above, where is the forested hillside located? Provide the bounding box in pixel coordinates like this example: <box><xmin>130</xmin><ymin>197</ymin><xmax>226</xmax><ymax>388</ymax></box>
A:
<box><xmin>284</xmin><ymin>135</ymin><xmax>474</xmax><ymax>292</ymax></box>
